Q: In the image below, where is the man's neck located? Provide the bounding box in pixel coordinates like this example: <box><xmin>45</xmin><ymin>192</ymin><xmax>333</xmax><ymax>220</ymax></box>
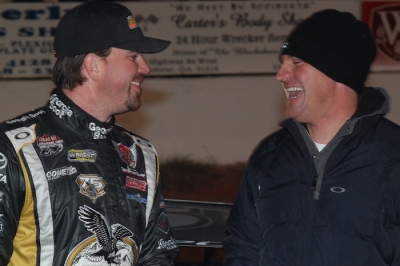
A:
<box><xmin>306</xmin><ymin>112</ymin><xmax>353</xmax><ymax>144</ymax></box>
<box><xmin>305</xmin><ymin>84</ymin><xmax>358</xmax><ymax>144</ymax></box>
<box><xmin>62</xmin><ymin>87</ymin><xmax>112</xmax><ymax>123</ymax></box>
<box><xmin>307</xmin><ymin>124</ymin><xmax>341</xmax><ymax>144</ymax></box>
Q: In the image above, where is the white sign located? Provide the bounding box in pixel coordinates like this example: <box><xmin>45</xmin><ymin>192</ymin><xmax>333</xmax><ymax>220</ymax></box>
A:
<box><xmin>0</xmin><ymin>1</ymin><xmax>360</xmax><ymax>78</ymax></box>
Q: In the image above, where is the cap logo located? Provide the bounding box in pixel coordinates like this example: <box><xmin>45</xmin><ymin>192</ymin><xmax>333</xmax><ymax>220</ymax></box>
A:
<box><xmin>282</xmin><ymin>42</ymin><xmax>289</xmax><ymax>49</ymax></box>
<box><xmin>127</xmin><ymin>16</ymin><xmax>137</xmax><ymax>29</ymax></box>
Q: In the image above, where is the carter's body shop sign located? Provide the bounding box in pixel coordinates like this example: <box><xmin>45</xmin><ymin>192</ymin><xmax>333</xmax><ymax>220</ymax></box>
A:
<box><xmin>0</xmin><ymin>1</ymin><xmax>399</xmax><ymax>79</ymax></box>
<box><xmin>362</xmin><ymin>1</ymin><xmax>400</xmax><ymax>71</ymax></box>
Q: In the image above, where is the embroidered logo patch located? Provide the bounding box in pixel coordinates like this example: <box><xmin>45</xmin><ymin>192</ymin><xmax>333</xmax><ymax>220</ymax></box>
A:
<box><xmin>49</xmin><ymin>94</ymin><xmax>73</xmax><ymax>118</ymax></box>
<box><xmin>114</xmin><ymin>141</ymin><xmax>146</xmax><ymax>179</ymax></box>
<box><xmin>0</xmin><ymin>174</ymin><xmax>6</xmax><ymax>184</ymax></box>
<box><xmin>64</xmin><ymin>205</ymin><xmax>138</xmax><ymax>265</ymax></box>
<box><xmin>127</xmin><ymin>16</ymin><xmax>137</xmax><ymax>29</ymax></box>
<box><xmin>75</xmin><ymin>174</ymin><xmax>106</xmax><ymax>203</ymax></box>
<box><xmin>157</xmin><ymin>237</ymin><xmax>177</xmax><ymax>250</ymax></box>
<box><xmin>68</xmin><ymin>149</ymin><xmax>98</xmax><ymax>163</ymax></box>
<box><xmin>157</xmin><ymin>212</ymin><xmax>170</xmax><ymax>234</ymax></box>
<box><xmin>6</xmin><ymin>110</ymin><xmax>45</xmax><ymax>124</ymax></box>
<box><xmin>88</xmin><ymin>122</ymin><xmax>112</xmax><ymax>140</ymax></box>
<box><xmin>126</xmin><ymin>176</ymin><xmax>147</xmax><ymax>192</ymax></box>
<box><xmin>114</xmin><ymin>142</ymin><xmax>137</xmax><ymax>169</ymax></box>
<box><xmin>36</xmin><ymin>134</ymin><xmax>63</xmax><ymax>156</ymax></box>
<box><xmin>126</xmin><ymin>193</ymin><xmax>147</xmax><ymax>204</ymax></box>
<box><xmin>46</xmin><ymin>166</ymin><xmax>77</xmax><ymax>181</ymax></box>
<box><xmin>0</xmin><ymin>153</ymin><xmax>7</xmax><ymax>169</ymax></box>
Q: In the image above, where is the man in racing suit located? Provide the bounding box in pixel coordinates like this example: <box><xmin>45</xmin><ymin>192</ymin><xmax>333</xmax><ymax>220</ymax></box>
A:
<box><xmin>0</xmin><ymin>1</ymin><xmax>178</xmax><ymax>265</ymax></box>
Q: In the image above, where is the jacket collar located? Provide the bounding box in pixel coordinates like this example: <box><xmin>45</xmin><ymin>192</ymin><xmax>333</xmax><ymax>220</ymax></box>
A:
<box><xmin>351</xmin><ymin>87</ymin><xmax>389</xmax><ymax>119</ymax></box>
<box><xmin>46</xmin><ymin>88</ymin><xmax>114</xmax><ymax>140</ymax></box>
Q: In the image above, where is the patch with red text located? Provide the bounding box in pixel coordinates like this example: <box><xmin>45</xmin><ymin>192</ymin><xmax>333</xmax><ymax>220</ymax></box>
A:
<box><xmin>36</xmin><ymin>134</ymin><xmax>63</xmax><ymax>156</ymax></box>
<box><xmin>126</xmin><ymin>176</ymin><xmax>147</xmax><ymax>192</ymax></box>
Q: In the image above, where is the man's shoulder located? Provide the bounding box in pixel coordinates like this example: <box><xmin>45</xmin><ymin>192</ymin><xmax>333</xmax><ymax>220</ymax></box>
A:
<box><xmin>0</xmin><ymin>108</ymin><xmax>47</xmax><ymax>151</ymax></box>
<box><xmin>256</xmin><ymin>128</ymin><xmax>292</xmax><ymax>149</ymax></box>
<box><xmin>249</xmin><ymin>128</ymin><xmax>292</xmax><ymax>161</ymax></box>
<box><xmin>365</xmin><ymin>116</ymin><xmax>400</xmax><ymax>137</ymax></box>
<box><xmin>0</xmin><ymin>108</ymin><xmax>48</xmax><ymax>131</ymax></box>
<box><xmin>359</xmin><ymin>116</ymin><xmax>400</xmax><ymax>155</ymax></box>
<box><xmin>113</xmin><ymin>123</ymin><xmax>156</xmax><ymax>152</ymax></box>
<box><xmin>378</xmin><ymin>116</ymin><xmax>400</xmax><ymax>129</ymax></box>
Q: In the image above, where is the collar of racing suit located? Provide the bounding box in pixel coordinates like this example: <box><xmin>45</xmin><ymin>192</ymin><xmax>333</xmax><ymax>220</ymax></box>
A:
<box><xmin>46</xmin><ymin>88</ymin><xmax>115</xmax><ymax>140</ymax></box>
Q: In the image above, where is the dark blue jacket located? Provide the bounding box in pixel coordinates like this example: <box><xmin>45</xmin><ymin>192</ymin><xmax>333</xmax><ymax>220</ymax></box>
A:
<box><xmin>223</xmin><ymin>87</ymin><xmax>400</xmax><ymax>265</ymax></box>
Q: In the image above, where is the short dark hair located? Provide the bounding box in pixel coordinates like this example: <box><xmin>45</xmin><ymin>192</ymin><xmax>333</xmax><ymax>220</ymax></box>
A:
<box><xmin>52</xmin><ymin>48</ymin><xmax>112</xmax><ymax>90</ymax></box>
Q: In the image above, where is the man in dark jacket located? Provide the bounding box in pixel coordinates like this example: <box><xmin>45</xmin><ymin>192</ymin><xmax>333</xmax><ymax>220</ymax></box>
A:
<box><xmin>223</xmin><ymin>9</ymin><xmax>400</xmax><ymax>265</ymax></box>
<box><xmin>0</xmin><ymin>1</ymin><xmax>178</xmax><ymax>265</ymax></box>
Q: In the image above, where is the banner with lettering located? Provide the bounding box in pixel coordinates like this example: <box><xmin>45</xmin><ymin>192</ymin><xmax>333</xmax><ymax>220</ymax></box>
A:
<box><xmin>0</xmin><ymin>1</ymin><xmax>393</xmax><ymax>79</ymax></box>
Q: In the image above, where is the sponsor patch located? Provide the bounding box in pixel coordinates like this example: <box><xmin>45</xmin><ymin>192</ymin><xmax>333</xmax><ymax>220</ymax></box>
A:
<box><xmin>88</xmin><ymin>122</ymin><xmax>112</xmax><ymax>140</ymax></box>
<box><xmin>6</xmin><ymin>110</ymin><xmax>46</xmax><ymax>124</ymax></box>
<box><xmin>0</xmin><ymin>173</ymin><xmax>6</xmax><ymax>184</ymax></box>
<box><xmin>126</xmin><ymin>193</ymin><xmax>147</xmax><ymax>204</ymax></box>
<box><xmin>160</xmin><ymin>200</ymin><xmax>166</xmax><ymax>208</ymax></box>
<box><xmin>114</xmin><ymin>142</ymin><xmax>137</xmax><ymax>169</ymax></box>
<box><xmin>157</xmin><ymin>212</ymin><xmax>170</xmax><ymax>234</ymax></box>
<box><xmin>0</xmin><ymin>153</ymin><xmax>7</xmax><ymax>169</ymax></box>
<box><xmin>127</xmin><ymin>16</ymin><xmax>137</xmax><ymax>29</ymax></box>
<box><xmin>122</xmin><ymin>167</ymin><xmax>146</xmax><ymax>179</ymax></box>
<box><xmin>14</xmin><ymin>131</ymin><xmax>30</xmax><ymax>140</ymax></box>
<box><xmin>126</xmin><ymin>176</ymin><xmax>147</xmax><ymax>192</ymax></box>
<box><xmin>49</xmin><ymin>93</ymin><xmax>73</xmax><ymax>118</ymax></box>
<box><xmin>75</xmin><ymin>174</ymin><xmax>106</xmax><ymax>203</ymax></box>
<box><xmin>36</xmin><ymin>134</ymin><xmax>63</xmax><ymax>156</ymax></box>
<box><xmin>157</xmin><ymin>237</ymin><xmax>177</xmax><ymax>250</ymax></box>
<box><xmin>68</xmin><ymin>149</ymin><xmax>98</xmax><ymax>163</ymax></box>
<box><xmin>46</xmin><ymin>166</ymin><xmax>77</xmax><ymax>181</ymax></box>
<box><xmin>114</xmin><ymin>141</ymin><xmax>146</xmax><ymax>179</ymax></box>
<box><xmin>65</xmin><ymin>205</ymin><xmax>138</xmax><ymax>265</ymax></box>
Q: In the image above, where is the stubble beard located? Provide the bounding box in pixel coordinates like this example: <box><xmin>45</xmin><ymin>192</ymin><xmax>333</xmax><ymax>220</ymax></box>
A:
<box><xmin>125</xmin><ymin>89</ymin><xmax>141</xmax><ymax>112</ymax></box>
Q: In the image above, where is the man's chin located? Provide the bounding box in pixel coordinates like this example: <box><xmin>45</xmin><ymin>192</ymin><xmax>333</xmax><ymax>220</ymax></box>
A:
<box><xmin>126</xmin><ymin>100</ymin><xmax>141</xmax><ymax>112</ymax></box>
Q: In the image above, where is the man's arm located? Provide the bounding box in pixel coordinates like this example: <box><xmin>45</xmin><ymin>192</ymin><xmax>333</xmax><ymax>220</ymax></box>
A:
<box><xmin>385</xmin><ymin>187</ymin><xmax>400</xmax><ymax>265</ymax></box>
<box><xmin>223</xmin><ymin>172</ymin><xmax>263</xmax><ymax>265</ymax></box>
<box><xmin>137</xmin><ymin>180</ymin><xmax>179</xmax><ymax>265</ymax></box>
<box><xmin>0</xmin><ymin>140</ymin><xmax>26</xmax><ymax>264</ymax></box>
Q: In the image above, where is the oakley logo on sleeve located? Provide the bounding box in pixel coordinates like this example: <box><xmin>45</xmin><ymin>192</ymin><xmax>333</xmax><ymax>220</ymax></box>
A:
<box><xmin>0</xmin><ymin>153</ymin><xmax>6</xmax><ymax>169</ymax></box>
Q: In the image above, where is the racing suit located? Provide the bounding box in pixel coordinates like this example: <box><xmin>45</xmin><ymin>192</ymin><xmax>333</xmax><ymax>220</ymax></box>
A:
<box><xmin>0</xmin><ymin>88</ymin><xmax>179</xmax><ymax>265</ymax></box>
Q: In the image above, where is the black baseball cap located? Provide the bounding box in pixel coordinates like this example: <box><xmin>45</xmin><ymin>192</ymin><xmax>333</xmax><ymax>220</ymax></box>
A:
<box><xmin>53</xmin><ymin>1</ymin><xmax>170</xmax><ymax>57</ymax></box>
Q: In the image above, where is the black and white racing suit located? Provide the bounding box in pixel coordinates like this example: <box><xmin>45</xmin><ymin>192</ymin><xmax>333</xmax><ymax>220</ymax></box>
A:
<box><xmin>0</xmin><ymin>88</ymin><xmax>178</xmax><ymax>265</ymax></box>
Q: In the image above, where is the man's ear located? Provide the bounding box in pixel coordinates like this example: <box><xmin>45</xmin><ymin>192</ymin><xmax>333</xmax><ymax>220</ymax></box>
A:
<box><xmin>82</xmin><ymin>53</ymin><xmax>100</xmax><ymax>81</ymax></box>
